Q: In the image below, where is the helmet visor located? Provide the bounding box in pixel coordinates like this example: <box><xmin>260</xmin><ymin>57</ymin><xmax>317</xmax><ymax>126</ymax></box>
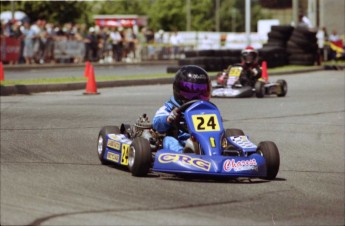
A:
<box><xmin>179</xmin><ymin>81</ymin><xmax>210</xmax><ymax>101</ymax></box>
<box><xmin>243</xmin><ymin>52</ymin><xmax>256</xmax><ymax>63</ymax></box>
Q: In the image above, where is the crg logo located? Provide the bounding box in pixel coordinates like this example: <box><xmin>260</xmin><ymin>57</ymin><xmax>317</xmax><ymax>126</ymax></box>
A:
<box><xmin>158</xmin><ymin>153</ymin><xmax>211</xmax><ymax>171</ymax></box>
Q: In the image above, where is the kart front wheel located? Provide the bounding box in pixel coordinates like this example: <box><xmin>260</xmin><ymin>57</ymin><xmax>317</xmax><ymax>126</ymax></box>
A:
<box><xmin>128</xmin><ymin>137</ymin><xmax>152</xmax><ymax>177</ymax></box>
<box><xmin>257</xmin><ymin>141</ymin><xmax>280</xmax><ymax>180</ymax></box>
<box><xmin>277</xmin><ymin>79</ymin><xmax>288</xmax><ymax>97</ymax></box>
<box><xmin>225</xmin><ymin>128</ymin><xmax>245</xmax><ymax>137</ymax></box>
<box><xmin>97</xmin><ymin>126</ymin><xmax>121</xmax><ymax>164</ymax></box>
<box><xmin>255</xmin><ymin>81</ymin><xmax>265</xmax><ymax>98</ymax></box>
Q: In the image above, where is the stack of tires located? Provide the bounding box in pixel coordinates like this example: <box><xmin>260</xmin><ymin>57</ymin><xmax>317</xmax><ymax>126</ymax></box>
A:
<box><xmin>167</xmin><ymin>49</ymin><xmax>241</xmax><ymax>73</ymax></box>
<box><xmin>263</xmin><ymin>25</ymin><xmax>294</xmax><ymax>48</ymax></box>
<box><xmin>258</xmin><ymin>46</ymin><xmax>288</xmax><ymax>68</ymax></box>
<box><xmin>287</xmin><ymin>27</ymin><xmax>318</xmax><ymax>65</ymax></box>
<box><xmin>260</xmin><ymin>25</ymin><xmax>293</xmax><ymax>68</ymax></box>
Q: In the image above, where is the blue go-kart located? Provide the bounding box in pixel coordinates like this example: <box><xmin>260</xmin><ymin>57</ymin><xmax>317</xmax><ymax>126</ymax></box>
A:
<box><xmin>97</xmin><ymin>100</ymin><xmax>280</xmax><ymax>180</ymax></box>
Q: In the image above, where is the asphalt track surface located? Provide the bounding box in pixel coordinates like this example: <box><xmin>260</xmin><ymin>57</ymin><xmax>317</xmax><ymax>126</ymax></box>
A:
<box><xmin>1</xmin><ymin>70</ymin><xmax>344</xmax><ymax>225</ymax></box>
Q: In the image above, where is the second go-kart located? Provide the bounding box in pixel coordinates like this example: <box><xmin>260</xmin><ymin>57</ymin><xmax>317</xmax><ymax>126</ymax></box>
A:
<box><xmin>97</xmin><ymin>100</ymin><xmax>280</xmax><ymax>180</ymax></box>
<box><xmin>211</xmin><ymin>64</ymin><xmax>288</xmax><ymax>98</ymax></box>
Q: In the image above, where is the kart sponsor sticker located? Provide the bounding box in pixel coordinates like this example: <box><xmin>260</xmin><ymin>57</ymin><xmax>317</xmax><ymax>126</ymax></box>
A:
<box><xmin>107</xmin><ymin>140</ymin><xmax>121</xmax><ymax>150</ymax></box>
<box><xmin>192</xmin><ymin>114</ymin><xmax>220</xmax><ymax>132</ymax></box>
<box><xmin>108</xmin><ymin>134</ymin><xmax>127</xmax><ymax>141</ymax></box>
<box><xmin>121</xmin><ymin>144</ymin><xmax>129</xmax><ymax>165</ymax></box>
<box><xmin>158</xmin><ymin>153</ymin><xmax>211</xmax><ymax>171</ymax></box>
<box><xmin>107</xmin><ymin>152</ymin><xmax>119</xmax><ymax>163</ymax></box>
<box><xmin>223</xmin><ymin>159</ymin><xmax>258</xmax><ymax>172</ymax></box>
<box><xmin>229</xmin><ymin>67</ymin><xmax>242</xmax><ymax>77</ymax></box>
<box><xmin>209</xmin><ymin>137</ymin><xmax>216</xmax><ymax>148</ymax></box>
<box><xmin>231</xmin><ymin>136</ymin><xmax>256</xmax><ymax>148</ymax></box>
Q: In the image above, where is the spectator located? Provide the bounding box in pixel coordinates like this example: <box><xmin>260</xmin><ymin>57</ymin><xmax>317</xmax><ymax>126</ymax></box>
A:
<box><xmin>329</xmin><ymin>30</ymin><xmax>340</xmax><ymax>42</ymax></box>
<box><xmin>84</xmin><ymin>27</ymin><xmax>98</xmax><ymax>62</ymax></box>
<box><xmin>328</xmin><ymin>30</ymin><xmax>344</xmax><ymax>60</ymax></box>
<box><xmin>297</xmin><ymin>14</ymin><xmax>313</xmax><ymax>29</ymax></box>
<box><xmin>169</xmin><ymin>31</ymin><xmax>181</xmax><ymax>59</ymax></box>
<box><xmin>123</xmin><ymin>27</ymin><xmax>137</xmax><ymax>62</ymax></box>
<box><xmin>145</xmin><ymin>28</ymin><xmax>155</xmax><ymax>60</ymax></box>
<box><xmin>316</xmin><ymin>27</ymin><xmax>327</xmax><ymax>64</ymax></box>
<box><xmin>109</xmin><ymin>27</ymin><xmax>123</xmax><ymax>62</ymax></box>
<box><xmin>136</xmin><ymin>27</ymin><xmax>147</xmax><ymax>61</ymax></box>
<box><xmin>9</xmin><ymin>21</ymin><xmax>23</xmax><ymax>64</ymax></box>
<box><xmin>21</xmin><ymin>21</ymin><xmax>36</xmax><ymax>64</ymax></box>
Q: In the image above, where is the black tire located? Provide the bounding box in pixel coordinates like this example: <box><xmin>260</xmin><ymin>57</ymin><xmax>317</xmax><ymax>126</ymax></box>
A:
<box><xmin>255</xmin><ymin>81</ymin><xmax>265</xmax><ymax>98</ymax></box>
<box><xmin>271</xmin><ymin>25</ymin><xmax>294</xmax><ymax>34</ymax></box>
<box><xmin>276</xmin><ymin>79</ymin><xmax>288</xmax><ymax>97</ymax></box>
<box><xmin>128</xmin><ymin>137</ymin><xmax>152</xmax><ymax>177</ymax></box>
<box><xmin>166</xmin><ymin>66</ymin><xmax>180</xmax><ymax>73</ymax></box>
<box><xmin>225</xmin><ymin>128</ymin><xmax>245</xmax><ymax>137</ymax></box>
<box><xmin>257</xmin><ymin>141</ymin><xmax>280</xmax><ymax>180</ymax></box>
<box><xmin>97</xmin><ymin>126</ymin><xmax>121</xmax><ymax>165</ymax></box>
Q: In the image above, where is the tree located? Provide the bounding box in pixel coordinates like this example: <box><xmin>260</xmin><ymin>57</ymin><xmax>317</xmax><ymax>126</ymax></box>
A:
<box><xmin>0</xmin><ymin>0</ymin><xmax>273</xmax><ymax>32</ymax></box>
<box><xmin>0</xmin><ymin>1</ymin><xmax>91</xmax><ymax>25</ymax></box>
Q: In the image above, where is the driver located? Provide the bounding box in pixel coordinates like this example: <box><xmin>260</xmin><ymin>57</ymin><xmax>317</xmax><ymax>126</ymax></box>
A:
<box><xmin>152</xmin><ymin>65</ymin><xmax>211</xmax><ymax>153</ymax></box>
<box><xmin>238</xmin><ymin>46</ymin><xmax>262</xmax><ymax>87</ymax></box>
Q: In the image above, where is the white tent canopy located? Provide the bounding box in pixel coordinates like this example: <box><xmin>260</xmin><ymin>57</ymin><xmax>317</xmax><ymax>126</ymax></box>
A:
<box><xmin>0</xmin><ymin>11</ymin><xmax>28</xmax><ymax>23</ymax></box>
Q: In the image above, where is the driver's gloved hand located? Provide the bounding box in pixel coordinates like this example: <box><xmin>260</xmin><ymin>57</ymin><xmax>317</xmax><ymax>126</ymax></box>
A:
<box><xmin>167</xmin><ymin>108</ymin><xmax>180</xmax><ymax>123</ymax></box>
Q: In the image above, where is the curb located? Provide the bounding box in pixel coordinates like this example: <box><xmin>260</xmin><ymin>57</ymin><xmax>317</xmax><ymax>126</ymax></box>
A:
<box><xmin>0</xmin><ymin>66</ymin><xmax>324</xmax><ymax>96</ymax></box>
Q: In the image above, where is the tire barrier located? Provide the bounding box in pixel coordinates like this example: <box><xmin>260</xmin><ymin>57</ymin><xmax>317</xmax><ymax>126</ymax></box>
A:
<box><xmin>258</xmin><ymin>46</ymin><xmax>288</xmax><ymax>68</ymax></box>
<box><xmin>287</xmin><ymin>27</ymin><xmax>318</xmax><ymax>65</ymax></box>
<box><xmin>171</xmin><ymin>25</ymin><xmax>318</xmax><ymax>73</ymax></box>
<box><xmin>174</xmin><ymin>49</ymin><xmax>242</xmax><ymax>73</ymax></box>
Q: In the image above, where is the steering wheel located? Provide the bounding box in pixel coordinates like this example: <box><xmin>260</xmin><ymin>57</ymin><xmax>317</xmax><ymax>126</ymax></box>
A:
<box><xmin>168</xmin><ymin>100</ymin><xmax>199</xmax><ymax>136</ymax></box>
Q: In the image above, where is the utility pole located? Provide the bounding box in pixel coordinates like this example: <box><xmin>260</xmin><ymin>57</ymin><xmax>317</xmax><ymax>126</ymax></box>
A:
<box><xmin>186</xmin><ymin>0</ymin><xmax>191</xmax><ymax>31</ymax></box>
<box><xmin>292</xmin><ymin>0</ymin><xmax>298</xmax><ymax>26</ymax></box>
<box><xmin>215</xmin><ymin>0</ymin><xmax>220</xmax><ymax>32</ymax></box>
<box><xmin>11</xmin><ymin>0</ymin><xmax>15</xmax><ymax>21</ymax></box>
<box><xmin>245</xmin><ymin>0</ymin><xmax>251</xmax><ymax>46</ymax></box>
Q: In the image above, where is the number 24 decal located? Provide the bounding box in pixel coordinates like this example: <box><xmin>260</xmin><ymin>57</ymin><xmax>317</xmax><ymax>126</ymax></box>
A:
<box><xmin>192</xmin><ymin>114</ymin><xmax>220</xmax><ymax>132</ymax></box>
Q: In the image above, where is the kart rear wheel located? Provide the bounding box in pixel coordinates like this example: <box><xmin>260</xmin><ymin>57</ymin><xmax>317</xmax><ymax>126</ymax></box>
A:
<box><xmin>128</xmin><ymin>137</ymin><xmax>152</xmax><ymax>177</ymax></box>
<box><xmin>225</xmin><ymin>128</ymin><xmax>244</xmax><ymax>137</ymax></box>
<box><xmin>97</xmin><ymin>126</ymin><xmax>121</xmax><ymax>165</ymax></box>
<box><xmin>257</xmin><ymin>141</ymin><xmax>280</xmax><ymax>180</ymax></box>
<box><xmin>277</xmin><ymin>79</ymin><xmax>288</xmax><ymax>97</ymax></box>
<box><xmin>255</xmin><ymin>81</ymin><xmax>265</xmax><ymax>98</ymax></box>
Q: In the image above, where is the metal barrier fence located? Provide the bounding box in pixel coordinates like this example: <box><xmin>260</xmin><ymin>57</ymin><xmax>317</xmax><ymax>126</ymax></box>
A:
<box><xmin>0</xmin><ymin>36</ymin><xmax>195</xmax><ymax>64</ymax></box>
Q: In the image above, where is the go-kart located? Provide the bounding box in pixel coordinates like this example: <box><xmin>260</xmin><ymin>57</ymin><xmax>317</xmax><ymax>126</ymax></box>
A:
<box><xmin>97</xmin><ymin>100</ymin><xmax>280</xmax><ymax>180</ymax></box>
<box><xmin>211</xmin><ymin>64</ymin><xmax>288</xmax><ymax>98</ymax></box>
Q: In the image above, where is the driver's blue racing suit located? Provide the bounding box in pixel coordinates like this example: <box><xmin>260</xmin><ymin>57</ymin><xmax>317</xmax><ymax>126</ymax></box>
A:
<box><xmin>152</xmin><ymin>96</ymin><xmax>190</xmax><ymax>153</ymax></box>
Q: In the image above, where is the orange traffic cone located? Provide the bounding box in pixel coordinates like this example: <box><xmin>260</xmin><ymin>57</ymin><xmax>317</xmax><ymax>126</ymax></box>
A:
<box><xmin>261</xmin><ymin>61</ymin><xmax>268</xmax><ymax>82</ymax></box>
<box><xmin>0</xmin><ymin>61</ymin><xmax>4</xmax><ymax>81</ymax></box>
<box><xmin>84</xmin><ymin>61</ymin><xmax>91</xmax><ymax>78</ymax></box>
<box><xmin>84</xmin><ymin>64</ymin><xmax>100</xmax><ymax>95</ymax></box>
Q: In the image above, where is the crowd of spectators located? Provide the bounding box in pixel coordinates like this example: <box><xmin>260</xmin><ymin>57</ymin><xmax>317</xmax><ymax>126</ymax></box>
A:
<box><xmin>0</xmin><ymin>19</ymin><xmax>187</xmax><ymax>65</ymax></box>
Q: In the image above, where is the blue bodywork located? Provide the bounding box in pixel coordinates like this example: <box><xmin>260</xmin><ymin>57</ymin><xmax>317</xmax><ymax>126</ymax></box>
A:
<box><xmin>152</xmin><ymin>101</ymin><xmax>267</xmax><ymax>178</ymax></box>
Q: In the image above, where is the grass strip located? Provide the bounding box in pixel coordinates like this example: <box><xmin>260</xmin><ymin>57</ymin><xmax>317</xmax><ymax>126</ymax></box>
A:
<box><xmin>0</xmin><ymin>73</ymin><xmax>175</xmax><ymax>86</ymax></box>
<box><xmin>1</xmin><ymin>63</ymin><xmax>337</xmax><ymax>86</ymax></box>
